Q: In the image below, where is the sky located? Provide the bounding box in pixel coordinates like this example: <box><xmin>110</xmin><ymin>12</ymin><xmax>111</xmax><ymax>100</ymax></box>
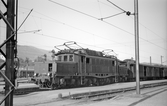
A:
<box><xmin>0</xmin><ymin>0</ymin><xmax>167</xmax><ymax>65</ymax></box>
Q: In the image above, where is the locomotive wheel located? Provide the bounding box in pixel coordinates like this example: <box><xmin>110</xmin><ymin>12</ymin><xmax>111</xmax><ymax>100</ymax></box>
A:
<box><xmin>106</xmin><ymin>78</ymin><xmax>110</xmax><ymax>84</ymax></box>
<box><xmin>71</xmin><ymin>79</ymin><xmax>76</xmax><ymax>87</ymax></box>
<box><xmin>88</xmin><ymin>79</ymin><xmax>93</xmax><ymax>86</ymax></box>
<box><xmin>93</xmin><ymin>78</ymin><xmax>97</xmax><ymax>86</ymax></box>
<box><xmin>51</xmin><ymin>84</ymin><xmax>58</xmax><ymax>90</ymax></box>
<box><xmin>76</xmin><ymin>79</ymin><xmax>81</xmax><ymax>86</ymax></box>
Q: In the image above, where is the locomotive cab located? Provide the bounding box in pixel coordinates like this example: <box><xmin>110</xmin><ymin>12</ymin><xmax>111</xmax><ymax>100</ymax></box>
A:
<box><xmin>56</xmin><ymin>54</ymin><xmax>75</xmax><ymax>62</ymax></box>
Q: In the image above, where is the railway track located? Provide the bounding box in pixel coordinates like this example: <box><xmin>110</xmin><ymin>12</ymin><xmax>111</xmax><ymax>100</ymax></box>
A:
<box><xmin>6</xmin><ymin>80</ymin><xmax>167</xmax><ymax>95</ymax></box>
<box><xmin>10</xmin><ymin>80</ymin><xmax>167</xmax><ymax>106</ymax></box>
<box><xmin>41</xmin><ymin>81</ymin><xmax>167</xmax><ymax>106</ymax></box>
<box><xmin>65</xmin><ymin>81</ymin><xmax>167</xmax><ymax>100</ymax></box>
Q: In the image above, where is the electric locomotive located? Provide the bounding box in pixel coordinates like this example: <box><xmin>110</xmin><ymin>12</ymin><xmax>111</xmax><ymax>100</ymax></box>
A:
<box><xmin>32</xmin><ymin>42</ymin><xmax>128</xmax><ymax>89</ymax></box>
<box><xmin>32</xmin><ymin>42</ymin><xmax>167</xmax><ymax>89</ymax></box>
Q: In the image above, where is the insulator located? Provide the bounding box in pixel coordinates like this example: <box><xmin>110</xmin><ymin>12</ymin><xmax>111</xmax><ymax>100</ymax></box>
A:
<box><xmin>126</xmin><ymin>11</ymin><xmax>131</xmax><ymax>16</ymax></box>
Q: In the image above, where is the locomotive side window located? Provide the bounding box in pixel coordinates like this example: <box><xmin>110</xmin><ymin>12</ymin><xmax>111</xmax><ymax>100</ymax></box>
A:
<box><xmin>86</xmin><ymin>58</ymin><xmax>90</xmax><ymax>64</ymax></box>
<box><xmin>64</xmin><ymin>55</ymin><xmax>68</xmax><ymax>61</ymax></box>
<box><xmin>92</xmin><ymin>58</ymin><xmax>95</xmax><ymax>65</ymax></box>
<box><xmin>69</xmin><ymin>55</ymin><xmax>73</xmax><ymax>61</ymax></box>
<box><xmin>112</xmin><ymin>61</ymin><xmax>115</xmax><ymax>66</ymax></box>
<box><xmin>81</xmin><ymin>56</ymin><xmax>84</xmax><ymax>62</ymax></box>
<box><xmin>58</xmin><ymin>56</ymin><xmax>62</xmax><ymax>61</ymax></box>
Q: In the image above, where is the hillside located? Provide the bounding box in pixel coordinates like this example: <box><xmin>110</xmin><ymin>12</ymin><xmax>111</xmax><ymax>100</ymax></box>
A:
<box><xmin>0</xmin><ymin>45</ymin><xmax>52</xmax><ymax>61</ymax></box>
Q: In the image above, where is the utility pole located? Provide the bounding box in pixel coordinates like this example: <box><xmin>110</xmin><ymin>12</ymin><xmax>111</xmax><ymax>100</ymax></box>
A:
<box><xmin>134</xmin><ymin>0</ymin><xmax>140</xmax><ymax>94</ymax></box>
<box><xmin>5</xmin><ymin>0</ymin><xmax>15</xmax><ymax>106</ymax></box>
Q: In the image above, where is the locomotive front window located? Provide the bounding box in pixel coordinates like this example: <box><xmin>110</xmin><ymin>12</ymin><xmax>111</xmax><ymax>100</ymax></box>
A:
<box><xmin>69</xmin><ymin>55</ymin><xmax>73</xmax><ymax>61</ymax></box>
<box><xmin>64</xmin><ymin>55</ymin><xmax>68</xmax><ymax>61</ymax></box>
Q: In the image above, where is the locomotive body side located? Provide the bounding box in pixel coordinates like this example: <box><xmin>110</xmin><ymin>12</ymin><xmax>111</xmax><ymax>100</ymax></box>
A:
<box><xmin>54</xmin><ymin>49</ymin><xmax>119</xmax><ymax>87</ymax></box>
<box><xmin>32</xmin><ymin>48</ymin><xmax>130</xmax><ymax>88</ymax></box>
<box><xmin>83</xmin><ymin>55</ymin><xmax>118</xmax><ymax>85</ymax></box>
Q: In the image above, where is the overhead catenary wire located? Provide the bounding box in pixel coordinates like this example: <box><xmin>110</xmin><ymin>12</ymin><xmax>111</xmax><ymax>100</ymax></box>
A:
<box><xmin>27</xmin><ymin>13</ymin><xmax>164</xmax><ymax>57</ymax></box>
<box><xmin>48</xmin><ymin>0</ymin><xmax>98</xmax><ymax>20</ymax></box>
<box><xmin>17</xmin><ymin>3</ymin><xmax>166</xmax><ymax>64</ymax></box>
<box><xmin>22</xmin><ymin>32</ymin><xmax>162</xmax><ymax>63</ymax></box>
<box><xmin>99</xmin><ymin>1</ymin><xmax>166</xmax><ymax>42</ymax></box>
<box><xmin>48</xmin><ymin>0</ymin><xmax>167</xmax><ymax>51</ymax></box>
<box><xmin>18</xmin><ymin>6</ymin><xmax>166</xmax><ymax>59</ymax></box>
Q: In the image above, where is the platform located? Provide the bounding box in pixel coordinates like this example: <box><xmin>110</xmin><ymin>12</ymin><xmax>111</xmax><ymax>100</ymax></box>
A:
<box><xmin>11</xmin><ymin>79</ymin><xmax>167</xmax><ymax>106</ymax></box>
<box><xmin>0</xmin><ymin>80</ymin><xmax>167</xmax><ymax>106</ymax></box>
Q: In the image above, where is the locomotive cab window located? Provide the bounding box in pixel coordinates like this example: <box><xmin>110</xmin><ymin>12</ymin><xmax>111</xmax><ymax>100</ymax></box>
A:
<box><xmin>69</xmin><ymin>55</ymin><xmax>73</xmax><ymax>61</ymax></box>
<box><xmin>64</xmin><ymin>55</ymin><xmax>68</xmax><ymax>61</ymax></box>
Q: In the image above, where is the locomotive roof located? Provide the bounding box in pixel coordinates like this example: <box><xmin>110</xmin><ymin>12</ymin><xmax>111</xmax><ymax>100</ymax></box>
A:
<box><xmin>123</xmin><ymin>59</ymin><xmax>167</xmax><ymax>68</ymax></box>
<box><xmin>56</xmin><ymin>48</ymin><xmax>116</xmax><ymax>58</ymax></box>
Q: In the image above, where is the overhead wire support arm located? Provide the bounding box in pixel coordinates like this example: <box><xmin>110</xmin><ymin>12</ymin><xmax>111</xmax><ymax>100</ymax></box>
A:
<box><xmin>99</xmin><ymin>11</ymin><xmax>125</xmax><ymax>20</ymax></box>
<box><xmin>0</xmin><ymin>8</ymin><xmax>33</xmax><ymax>49</ymax></box>
<box><xmin>106</xmin><ymin>0</ymin><xmax>133</xmax><ymax>17</ymax></box>
<box><xmin>107</xmin><ymin>0</ymin><xmax>126</xmax><ymax>12</ymax></box>
<box><xmin>17</xmin><ymin>9</ymin><xmax>33</xmax><ymax>31</ymax></box>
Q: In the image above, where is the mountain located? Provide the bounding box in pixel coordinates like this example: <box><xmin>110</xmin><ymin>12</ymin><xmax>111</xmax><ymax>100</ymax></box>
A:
<box><xmin>0</xmin><ymin>45</ymin><xmax>52</xmax><ymax>61</ymax></box>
